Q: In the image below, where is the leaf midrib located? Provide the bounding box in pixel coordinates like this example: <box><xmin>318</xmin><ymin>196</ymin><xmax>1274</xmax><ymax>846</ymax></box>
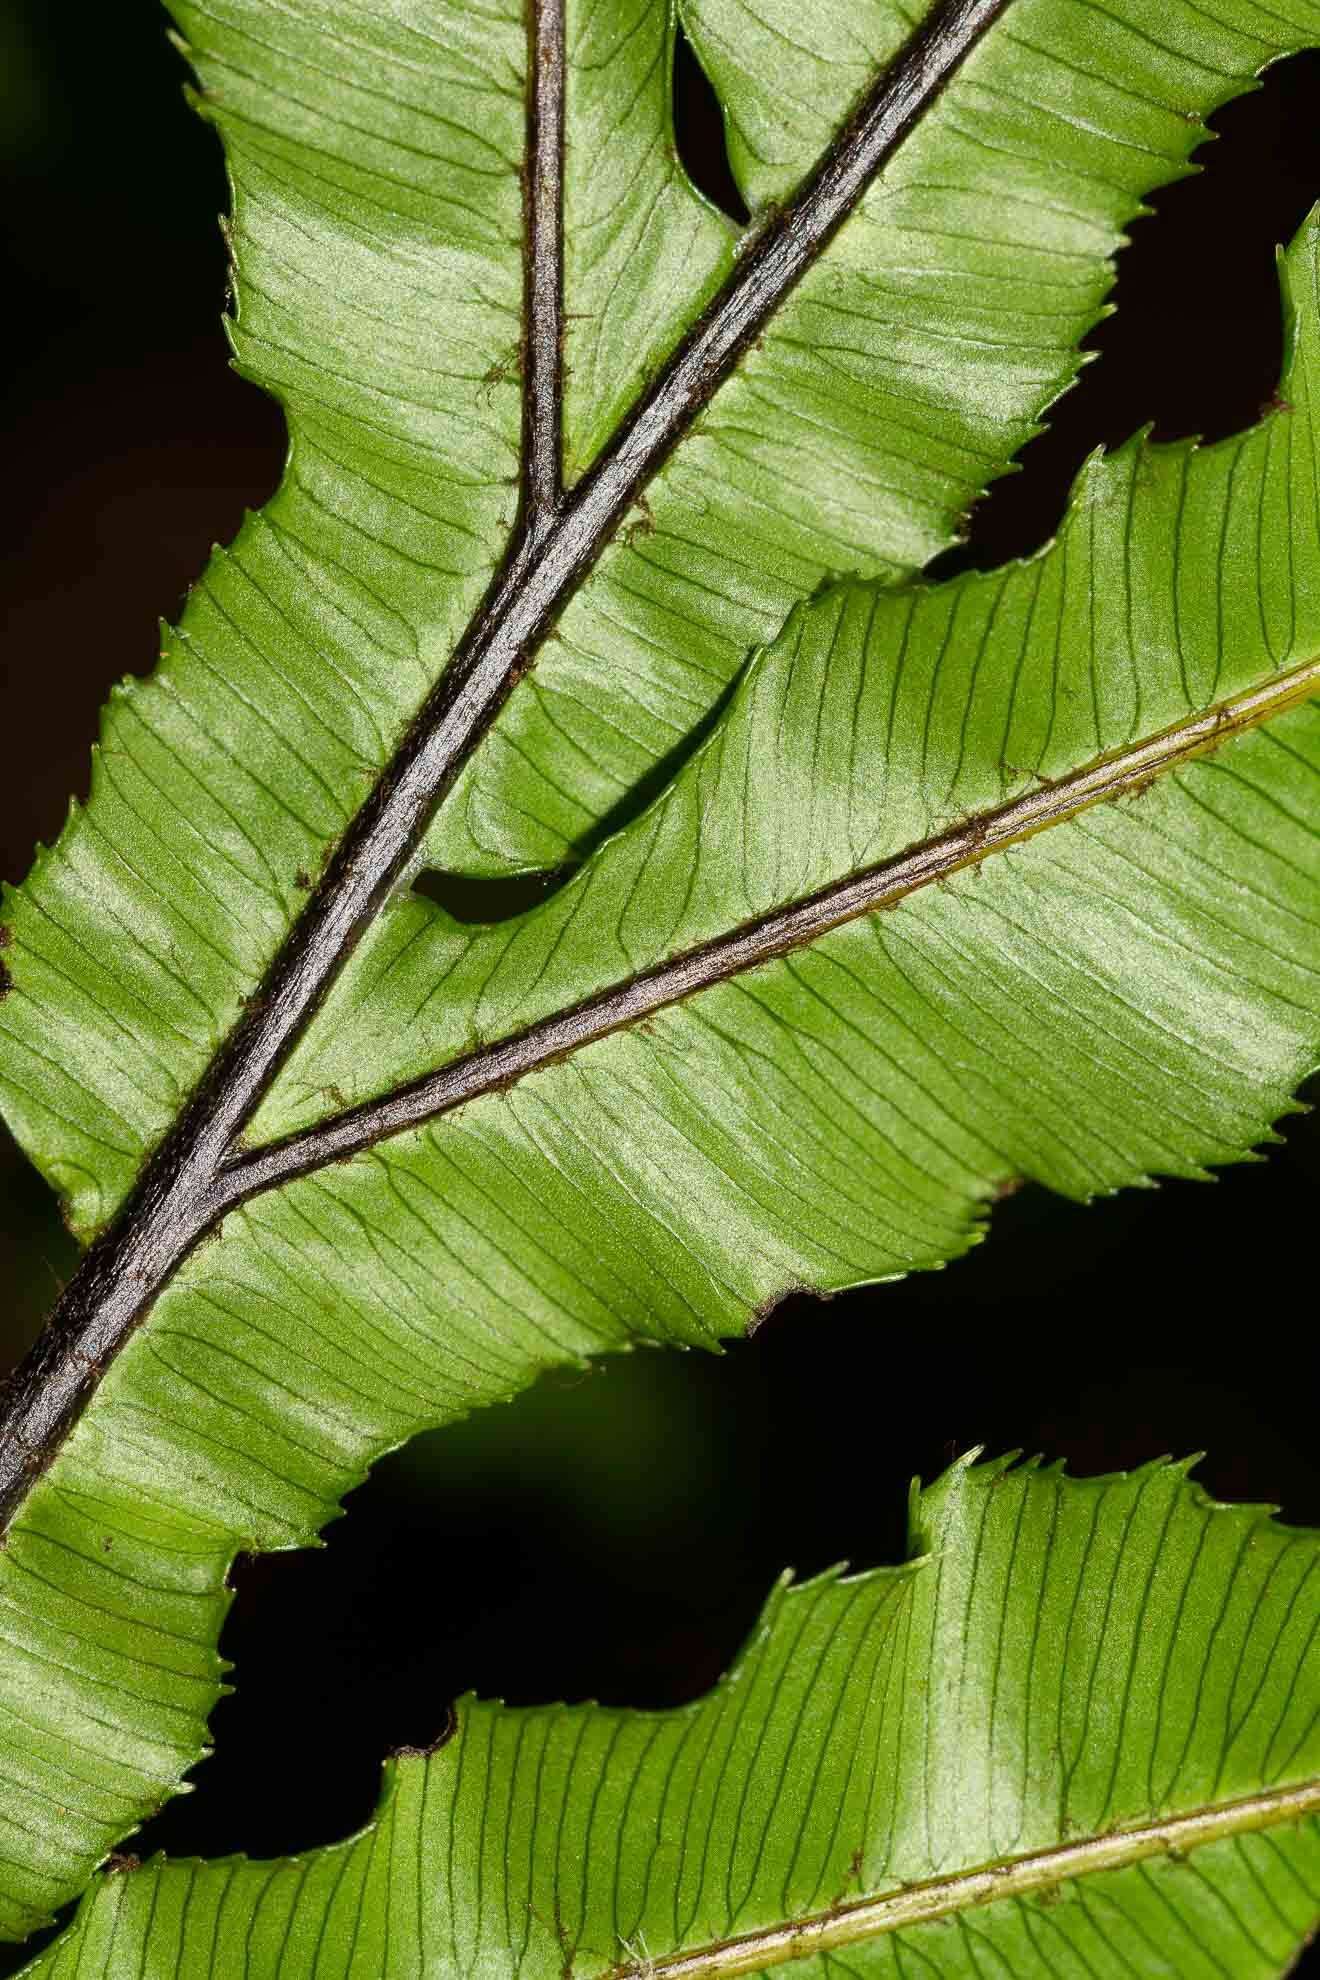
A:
<box><xmin>222</xmin><ymin>650</ymin><xmax>1320</xmax><ymax>1201</ymax></box>
<box><xmin>601</xmin><ymin>1779</ymin><xmax>1320</xmax><ymax>1980</ymax></box>
<box><xmin>0</xmin><ymin>0</ymin><xmax>1012</xmax><ymax>1523</ymax></box>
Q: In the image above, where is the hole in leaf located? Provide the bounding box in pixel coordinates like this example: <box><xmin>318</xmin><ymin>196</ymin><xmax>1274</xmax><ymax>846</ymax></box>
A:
<box><xmin>671</xmin><ymin>14</ymin><xmax>749</xmax><ymax>226</ymax></box>
<box><xmin>128</xmin><ymin>1094</ymin><xmax>1320</xmax><ymax>1866</ymax></box>
<box><xmin>936</xmin><ymin>49</ymin><xmax>1320</xmax><ymax>577</ymax></box>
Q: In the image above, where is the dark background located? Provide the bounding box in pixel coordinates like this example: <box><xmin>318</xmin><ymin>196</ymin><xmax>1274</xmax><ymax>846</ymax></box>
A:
<box><xmin>1</xmin><ymin>4</ymin><xmax>1319</xmax><ymax>1967</ymax></box>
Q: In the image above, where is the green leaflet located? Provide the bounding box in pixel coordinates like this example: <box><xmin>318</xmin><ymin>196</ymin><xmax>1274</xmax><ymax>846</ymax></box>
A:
<box><xmin>18</xmin><ymin>1458</ymin><xmax>1320</xmax><ymax>1978</ymax></box>
<box><xmin>563</xmin><ymin>0</ymin><xmax>734</xmax><ymax>476</ymax></box>
<box><xmin>423</xmin><ymin>0</ymin><xmax>1320</xmax><ymax>869</ymax></box>
<box><xmin>2</xmin><ymin>206</ymin><xmax>1320</xmax><ymax>1943</ymax></box>
<box><xmin>0</xmin><ymin>0</ymin><xmax>1315</xmax><ymax>1241</ymax></box>
<box><xmin>256</xmin><ymin>221</ymin><xmax>1320</xmax><ymax>1139</ymax></box>
<box><xmin>3</xmin><ymin>0</ymin><xmax>1320</xmax><ymax>1955</ymax></box>
<box><xmin>681</xmin><ymin>0</ymin><xmax>918</xmax><ymax>208</ymax></box>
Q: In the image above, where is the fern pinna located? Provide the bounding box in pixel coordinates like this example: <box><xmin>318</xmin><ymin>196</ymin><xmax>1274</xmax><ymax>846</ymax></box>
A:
<box><xmin>1</xmin><ymin>0</ymin><xmax>1319</xmax><ymax>1972</ymax></box>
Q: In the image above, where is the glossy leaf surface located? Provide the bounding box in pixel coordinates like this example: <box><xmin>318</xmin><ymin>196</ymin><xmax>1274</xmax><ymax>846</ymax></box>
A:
<box><xmin>0</xmin><ymin>0</ymin><xmax>1319</xmax><ymax>1960</ymax></box>
<box><xmin>20</xmin><ymin>1459</ymin><xmax>1320</xmax><ymax>1978</ymax></box>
